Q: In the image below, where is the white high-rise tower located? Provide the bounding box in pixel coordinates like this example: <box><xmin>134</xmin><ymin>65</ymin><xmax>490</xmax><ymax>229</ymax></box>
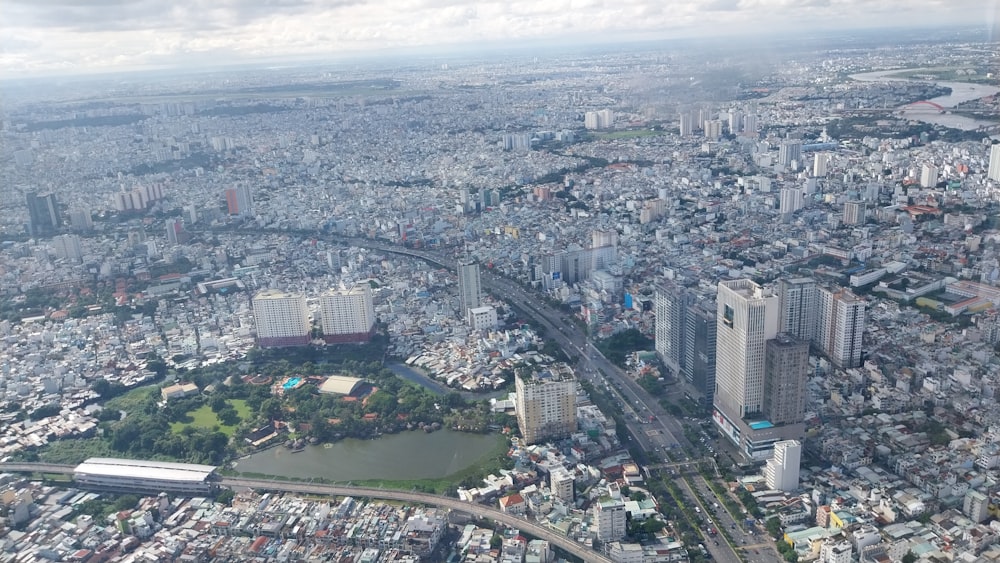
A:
<box><xmin>920</xmin><ymin>164</ymin><xmax>939</xmax><ymax>188</ymax></box>
<box><xmin>515</xmin><ymin>366</ymin><xmax>577</xmax><ymax>445</ymax></box>
<box><xmin>764</xmin><ymin>440</ymin><xmax>801</xmax><ymax>492</ymax></box>
<box><xmin>813</xmin><ymin>153</ymin><xmax>829</xmax><ymax>177</ymax></box>
<box><xmin>457</xmin><ymin>260</ymin><xmax>481</xmax><ymax>317</ymax></box>
<box><xmin>989</xmin><ymin>144</ymin><xmax>1000</xmax><ymax>182</ymax></box>
<box><xmin>714</xmin><ymin>280</ymin><xmax>810</xmax><ymax>461</ymax></box>
<box><xmin>319</xmin><ymin>286</ymin><xmax>376</xmax><ymax>343</ymax></box>
<box><xmin>715</xmin><ymin>279</ymin><xmax>779</xmax><ymax>420</ymax></box>
<box><xmin>816</xmin><ymin>286</ymin><xmax>865</xmax><ymax>369</ymax></box>
<box><xmin>252</xmin><ymin>290</ymin><xmax>310</xmax><ymax>348</ymax></box>
<box><xmin>777</xmin><ymin>278</ymin><xmax>817</xmax><ymax>343</ymax></box>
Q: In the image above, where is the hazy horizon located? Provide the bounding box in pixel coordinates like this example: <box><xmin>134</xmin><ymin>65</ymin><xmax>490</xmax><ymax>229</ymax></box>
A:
<box><xmin>2</xmin><ymin>0</ymin><xmax>999</xmax><ymax>78</ymax></box>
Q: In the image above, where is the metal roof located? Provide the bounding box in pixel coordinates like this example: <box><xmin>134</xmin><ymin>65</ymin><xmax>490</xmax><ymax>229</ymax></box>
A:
<box><xmin>75</xmin><ymin>458</ymin><xmax>216</xmax><ymax>482</ymax></box>
<box><xmin>318</xmin><ymin>375</ymin><xmax>365</xmax><ymax>395</ymax></box>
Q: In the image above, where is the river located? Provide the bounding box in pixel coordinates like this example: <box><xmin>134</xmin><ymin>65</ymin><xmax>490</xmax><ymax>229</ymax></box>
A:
<box><xmin>850</xmin><ymin>69</ymin><xmax>999</xmax><ymax>132</ymax></box>
<box><xmin>233</xmin><ymin>429</ymin><xmax>506</xmax><ymax>482</ymax></box>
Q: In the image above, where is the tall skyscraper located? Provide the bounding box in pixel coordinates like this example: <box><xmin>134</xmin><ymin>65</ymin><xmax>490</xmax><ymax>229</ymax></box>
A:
<box><xmin>515</xmin><ymin>365</ymin><xmax>576</xmax><ymax>445</ymax></box>
<box><xmin>165</xmin><ymin>218</ymin><xmax>184</xmax><ymax>245</ymax></box>
<box><xmin>501</xmin><ymin>133</ymin><xmax>532</xmax><ymax>152</ymax></box>
<box><xmin>715</xmin><ymin>279</ymin><xmax>779</xmax><ymax>420</ymax></box>
<box><xmin>703</xmin><ymin>119</ymin><xmax>722</xmax><ymax>141</ymax></box>
<box><xmin>25</xmin><ymin>191</ymin><xmax>61</xmax><ymax>237</ymax></box>
<box><xmin>592</xmin><ymin>229</ymin><xmax>619</xmax><ymax>249</ymax></box>
<box><xmin>777</xmin><ymin>278</ymin><xmax>817</xmax><ymax>343</ymax></box>
<box><xmin>682</xmin><ymin>299</ymin><xmax>717</xmax><ymax>413</ymax></box>
<box><xmin>252</xmin><ymin>289</ymin><xmax>310</xmax><ymax>348</ymax></box>
<box><xmin>679</xmin><ymin>112</ymin><xmax>693</xmax><ymax>136</ymax></box>
<box><xmin>816</xmin><ymin>286</ymin><xmax>865</xmax><ymax>369</ymax></box>
<box><xmin>812</xmin><ymin>152</ymin><xmax>829</xmax><ymax>177</ymax></box>
<box><xmin>727</xmin><ymin>110</ymin><xmax>743</xmax><ymax>134</ymax></box>
<box><xmin>584</xmin><ymin>109</ymin><xmax>614</xmax><ymax>130</ymax></box>
<box><xmin>715</xmin><ymin>280</ymin><xmax>804</xmax><ymax>461</ymax></box>
<box><xmin>318</xmin><ymin>286</ymin><xmax>376</xmax><ymax>343</ymax></box>
<box><xmin>843</xmin><ymin>201</ymin><xmax>866</xmax><ymax>225</ymax></box>
<box><xmin>989</xmin><ymin>144</ymin><xmax>1000</xmax><ymax>182</ymax></box>
<box><xmin>778</xmin><ymin>140</ymin><xmax>803</xmax><ymax>169</ymax></box>
<box><xmin>225</xmin><ymin>185</ymin><xmax>254</xmax><ymax>216</ymax></box>
<box><xmin>52</xmin><ymin>234</ymin><xmax>83</xmax><ymax>262</ymax></box>
<box><xmin>779</xmin><ymin>187</ymin><xmax>803</xmax><ymax>217</ymax></box>
<box><xmin>920</xmin><ymin>164</ymin><xmax>939</xmax><ymax>188</ymax></box>
<box><xmin>69</xmin><ymin>208</ymin><xmax>93</xmax><ymax>232</ymax></box>
<box><xmin>457</xmin><ymin>260</ymin><xmax>481</xmax><ymax>317</ymax></box>
<box><xmin>654</xmin><ymin>283</ymin><xmax>692</xmax><ymax>376</ymax></box>
<box><xmin>763</xmin><ymin>335</ymin><xmax>809</xmax><ymax>425</ymax></box>
<box><xmin>763</xmin><ymin>440</ymin><xmax>801</xmax><ymax>492</ymax></box>
<box><xmin>183</xmin><ymin>205</ymin><xmax>199</xmax><ymax>225</ymax></box>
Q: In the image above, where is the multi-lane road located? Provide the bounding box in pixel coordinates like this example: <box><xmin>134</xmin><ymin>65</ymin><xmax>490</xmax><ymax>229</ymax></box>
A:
<box><xmin>477</xmin><ymin>268</ymin><xmax>763</xmax><ymax>563</ymax></box>
<box><xmin>239</xmin><ymin>234</ymin><xmax>782</xmax><ymax>562</ymax></box>
<box><xmin>360</xmin><ymin>241</ymin><xmax>766</xmax><ymax>563</ymax></box>
<box><xmin>0</xmin><ymin>234</ymin><xmax>779</xmax><ymax>563</ymax></box>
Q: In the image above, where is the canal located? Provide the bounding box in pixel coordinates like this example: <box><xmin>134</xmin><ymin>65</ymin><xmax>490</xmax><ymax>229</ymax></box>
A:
<box><xmin>232</xmin><ymin>429</ymin><xmax>506</xmax><ymax>482</ymax></box>
<box><xmin>387</xmin><ymin>362</ymin><xmax>509</xmax><ymax>400</ymax></box>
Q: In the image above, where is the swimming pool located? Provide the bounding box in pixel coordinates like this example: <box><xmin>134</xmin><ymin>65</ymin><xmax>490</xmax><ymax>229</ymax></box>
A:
<box><xmin>282</xmin><ymin>377</ymin><xmax>301</xmax><ymax>390</ymax></box>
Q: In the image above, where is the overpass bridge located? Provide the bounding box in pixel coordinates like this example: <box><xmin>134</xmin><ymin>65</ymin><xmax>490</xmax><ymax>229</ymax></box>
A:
<box><xmin>0</xmin><ymin>463</ymin><xmax>610</xmax><ymax>562</ymax></box>
<box><xmin>0</xmin><ymin>462</ymin><xmax>76</xmax><ymax>475</ymax></box>
<box><xmin>221</xmin><ymin>477</ymin><xmax>611</xmax><ymax>562</ymax></box>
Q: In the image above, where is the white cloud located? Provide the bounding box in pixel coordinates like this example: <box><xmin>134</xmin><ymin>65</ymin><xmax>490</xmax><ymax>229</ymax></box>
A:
<box><xmin>0</xmin><ymin>0</ymin><xmax>994</xmax><ymax>75</ymax></box>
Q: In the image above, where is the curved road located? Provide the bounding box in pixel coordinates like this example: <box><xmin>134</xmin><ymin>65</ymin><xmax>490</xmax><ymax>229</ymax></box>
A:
<box><xmin>0</xmin><ymin>463</ymin><xmax>610</xmax><ymax>563</ymax></box>
<box><xmin>225</xmin><ymin>477</ymin><xmax>614</xmax><ymax>562</ymax></box>
<box><xmin>356</xmin><ymin>241</ymin><xmax>761</xmax><ymax>563</ymax></box>
<box><xmin>361</xmin><ymin>240</ymin><xmax>786</xmax><ymax>563</ymax></box>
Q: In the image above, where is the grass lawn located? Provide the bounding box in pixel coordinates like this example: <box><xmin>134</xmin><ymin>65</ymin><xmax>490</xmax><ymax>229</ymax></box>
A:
<box><xmin>105</xmin><ymin>384</ymin><xmax>159</xmax><ymax>416</ymax></box>
<box><xmin>31</xmin><ymin>437</ymin><xmax>117</xmax><ymax>465</ymax></box>
<box><xmin>170</xmin><ymin>399</ymin><xmax>252</xmax><ymax>436</ymax></box>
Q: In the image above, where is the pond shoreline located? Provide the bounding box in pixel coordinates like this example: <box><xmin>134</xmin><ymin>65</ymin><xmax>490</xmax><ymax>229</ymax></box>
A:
<box><xmin>231</xmin><ymin>428</ymin><xmax>507</xmax><ymax>488</ymax></box>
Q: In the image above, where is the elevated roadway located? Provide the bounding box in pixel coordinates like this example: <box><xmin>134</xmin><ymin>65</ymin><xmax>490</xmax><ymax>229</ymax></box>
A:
<box><xmin>0</xmin><ymin>462</ymin><xmax>76</xmax><ymax>474</ymax></box>
<box><xmin>348</xmin><ymin>241</ymin><xmax>764</xmax><ymax>563</ymax></box>
<box><xmin>0</xmin><ymin>463</ymin><xmax>610</xmax><ymax>562</ymax></box>
<box><xmin>221</xmin><ymin>477</ymin><xmax>611</xmax><ymax>562</ymax></box>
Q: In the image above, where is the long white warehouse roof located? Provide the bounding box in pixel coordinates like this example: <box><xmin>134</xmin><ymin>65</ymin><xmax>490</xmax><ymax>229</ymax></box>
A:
<box><xmin>75</xmin><ymin>457</ymin><xmax>217</xmax><ymax>482</ymax></box>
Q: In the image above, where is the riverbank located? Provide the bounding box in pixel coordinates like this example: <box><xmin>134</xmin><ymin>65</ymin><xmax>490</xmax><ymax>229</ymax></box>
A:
<box><xmin>850</xmin><ymin>68</ymin><xmax>1000</xmax><ymax>132</ymax></box>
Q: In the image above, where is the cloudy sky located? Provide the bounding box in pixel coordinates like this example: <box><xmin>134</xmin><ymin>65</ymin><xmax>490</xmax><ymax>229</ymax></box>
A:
<box><xmin>1</xmin><ymin>0</ymin><xmax>997</xmax><ymax>75</ymax></box>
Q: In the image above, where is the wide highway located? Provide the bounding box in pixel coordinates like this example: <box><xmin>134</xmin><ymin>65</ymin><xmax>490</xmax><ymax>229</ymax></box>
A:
<box><xmin>350</xmin><ymin>239</ymin><xmax>763</xmax><ymax>563</ymax></box>
<box><xmin>225</xmin><ymin>231</ymin><xmax>780</xmax><ymax>562</ymax></box>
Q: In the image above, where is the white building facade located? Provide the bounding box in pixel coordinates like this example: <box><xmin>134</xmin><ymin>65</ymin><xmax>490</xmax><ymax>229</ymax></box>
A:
<box><xmin>319</xmin><ymin>286</ymin><xmax>376</xmax><ymax>343</ymax></box>
<box><xmin>252</xmin><ymin>289</ymin><xmax>310</xmax><ymax>348</ymax></box>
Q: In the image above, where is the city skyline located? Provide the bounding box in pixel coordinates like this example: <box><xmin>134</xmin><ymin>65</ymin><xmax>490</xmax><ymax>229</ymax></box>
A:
<box><xmin>2</xmin><ymin>0</ymin><xmax>998</xmax><ymax>76</ymax></box>
<box><xmin>1</xmin><ymin>24</ymin><xmax>999</xmax><ymax>562</ymax></box>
